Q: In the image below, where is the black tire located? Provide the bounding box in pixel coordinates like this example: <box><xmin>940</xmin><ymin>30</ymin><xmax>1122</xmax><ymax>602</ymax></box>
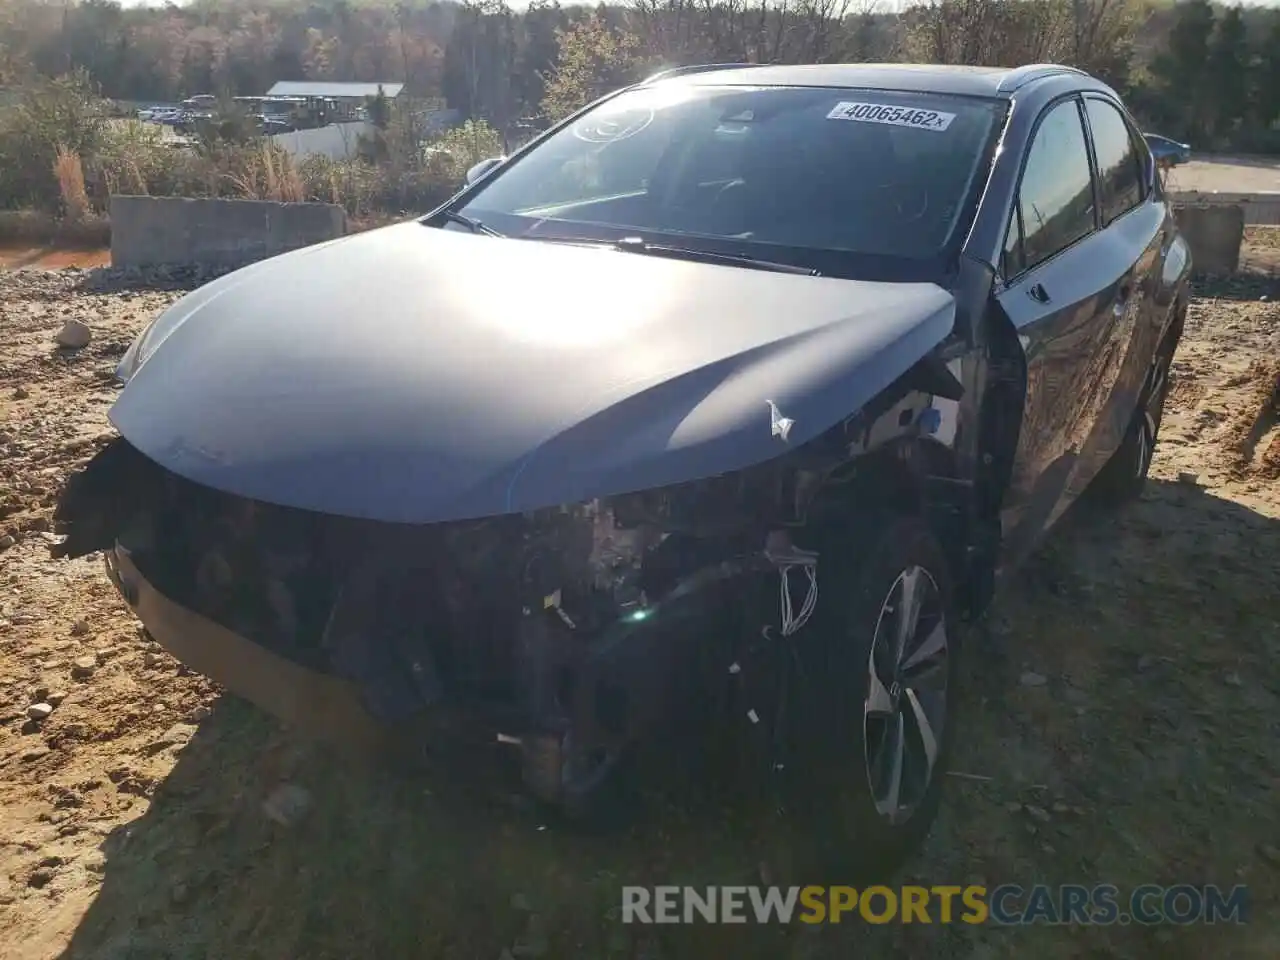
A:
<box><xmin>766</xmin><ymin>512</ymin><xmax>960</xmax><ymax>885</ymax></box>
<box><xmin>1089</xmin><ymin>345</ymin><xmax>1172</xmax><ymax>506</ymax></box>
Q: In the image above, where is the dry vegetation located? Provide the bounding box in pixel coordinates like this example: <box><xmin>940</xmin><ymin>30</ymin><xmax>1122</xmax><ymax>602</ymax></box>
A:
<box><xmin>0</xmin><ymin>73</ymin><xmax>506</xmax><ymax>243</ymax></box>
<box><xmin>0</xmin><ymin>231</ymin><xmax>1277</xmax><ymax>959</ymax></box>
<box><xmin>3</xmin><ymin>0</ymin><xmax>1279</xmax><ymax>244</ymax></box>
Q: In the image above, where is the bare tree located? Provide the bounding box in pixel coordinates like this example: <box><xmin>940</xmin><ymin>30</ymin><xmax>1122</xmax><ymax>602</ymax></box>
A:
<box><xmin>629</xmin><ymin>0</ymin><xmax>877</xmax><ymax>66</ymax></box>
<box><xmin>903</xmin><ymin>0</ymin><xmax>1140</xmax><ymax>84</ymax></box>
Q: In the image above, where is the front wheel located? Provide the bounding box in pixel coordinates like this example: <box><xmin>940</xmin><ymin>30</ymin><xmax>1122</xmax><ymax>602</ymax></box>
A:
<box><xmin>771</xmin><ymin>514</ymin><xmax>959</xmax><ymax>883</ymax></box>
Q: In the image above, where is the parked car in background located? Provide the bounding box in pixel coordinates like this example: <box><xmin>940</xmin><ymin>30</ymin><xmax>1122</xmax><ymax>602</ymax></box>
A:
<box><xmin>1144</xmin><ymin>133</ymin><xmax>1191</xmax><ymax>168</ymax></box>
<box><xmin>56</xmin><ymin>62</ymin><xmax>1191</xmax><ymax>880</ymax></box>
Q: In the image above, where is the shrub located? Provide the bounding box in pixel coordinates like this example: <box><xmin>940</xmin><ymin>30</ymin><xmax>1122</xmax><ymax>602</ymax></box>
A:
<box><xmin>52</xmin><ymin>146</ymin><xmax>90</xmax><ymax>221</ymax></box>
<box><xmin>0</xmin><ymin>71</ymin><xmax>105</xmax><ymax>212</ymax></box>
<box><xmin>224</xmin><ymin>142</ymin><xmax>307</xmax><ymax>203</ymax></box>
<box><xmin>0</xmin><ymin>80</ymin><xmax>495</xmax><ymax>222</ymax></box>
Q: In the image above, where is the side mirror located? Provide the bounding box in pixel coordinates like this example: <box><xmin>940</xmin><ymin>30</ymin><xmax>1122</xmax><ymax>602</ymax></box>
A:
<box><xmin>465</xmin><ymin>156</ymin><xmax>505</xmax><ymax>186</ymax></box>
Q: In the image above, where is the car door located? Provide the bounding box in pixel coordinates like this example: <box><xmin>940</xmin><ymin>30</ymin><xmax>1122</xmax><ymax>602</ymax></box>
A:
<box><xmin>1071</xmin><ymin>95</ymin><xmax>1167</xmax><ymax>475</ymax></box>
<box><xmin>993</xmin><ymin>94</ymin><xmax>1146</xmax><ymax>565</ymax></box>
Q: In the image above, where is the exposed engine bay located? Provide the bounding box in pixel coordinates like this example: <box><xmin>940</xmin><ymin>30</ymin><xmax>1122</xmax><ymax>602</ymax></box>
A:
<box><xmin>53</xmin><ymin>382</ymin><xmax>947</xmax><ymax>813</ymax></box>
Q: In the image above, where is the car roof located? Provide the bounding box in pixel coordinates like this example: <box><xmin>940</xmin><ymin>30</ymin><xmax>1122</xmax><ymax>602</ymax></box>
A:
<box><xmin>644</xmin><ymin>62</ymin><xmax>1100</xmax><ymax>99</ymax></box>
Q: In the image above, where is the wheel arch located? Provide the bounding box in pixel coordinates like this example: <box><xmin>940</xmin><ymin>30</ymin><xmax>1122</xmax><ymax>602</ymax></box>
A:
<box><xmin>1162</xmin><ymin>290</ymin><xmax>1188</xmax><ymax>350</ymax></box>
<box><xmin>805</xmin><ymin>434</ymin><xmax>970</xmax><ymax>594</ymax></box>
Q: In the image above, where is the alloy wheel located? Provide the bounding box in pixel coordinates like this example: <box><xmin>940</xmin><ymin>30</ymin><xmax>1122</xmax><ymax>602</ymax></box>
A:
<box><xmin>863</xmin><ymin>565</ymin><xmax>949</xmax><ymax>825</ymax></box>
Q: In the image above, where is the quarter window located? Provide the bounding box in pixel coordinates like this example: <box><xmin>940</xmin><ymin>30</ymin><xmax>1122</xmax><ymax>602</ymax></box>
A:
<box><xmin>1003</xmin><ymin>207</ymin><xmax>1024</xmax><ymax>278</ymax></box>
<box><xmin>1011</xmin><ymin>98</ymin><xmax>1095</xmax><ymax>273</ymax></box>
<box><xmin>1085</xmin><ymin>98</ymin><xmax>1144</xmax><ymax>225</ymax></box>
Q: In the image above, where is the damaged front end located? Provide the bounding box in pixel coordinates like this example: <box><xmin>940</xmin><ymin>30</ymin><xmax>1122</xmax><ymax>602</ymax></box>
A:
<box><xmin>54</xmin><ymin>436</ymin><xmax>845</xmax><ymax>812</ymax></box>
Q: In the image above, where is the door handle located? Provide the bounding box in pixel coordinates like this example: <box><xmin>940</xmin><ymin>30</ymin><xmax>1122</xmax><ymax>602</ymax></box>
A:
<box><xmin>1028</xmin><ymin>283</ymin><xmax>1050</xmax><ymax>304</ymax></box>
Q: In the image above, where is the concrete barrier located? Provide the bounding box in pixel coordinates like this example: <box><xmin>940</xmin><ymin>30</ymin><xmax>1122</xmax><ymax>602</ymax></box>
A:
<box><xmin>1168</xmin><ymin>190</ymin><xmax>1280</xmax><ymax>226</ymax></box>
<box><xmin>109</xmin><ymin>195</ymin><xmax>347</xmax><ymax>270</ymax></box>
<box><xmin>1170</xmin><ymin>202</ymin><xmax>1245</xmax><ymax>276</ymax></box>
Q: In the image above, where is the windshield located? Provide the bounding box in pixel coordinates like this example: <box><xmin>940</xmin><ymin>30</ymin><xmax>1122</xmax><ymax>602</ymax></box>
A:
<box><xmin>452</xmin><ymin>84</ymin><xmax>1005</xmax><ymax>278</ymax></box>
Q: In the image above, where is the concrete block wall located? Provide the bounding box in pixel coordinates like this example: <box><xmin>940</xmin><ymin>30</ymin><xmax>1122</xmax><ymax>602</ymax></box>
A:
<box><xmin>1169</xmin><ymin>203</ymin><xmax>1246</xmax><ymax>276</ymax></box>
<box><xmin>1166</xmin><ymin>190</ymin><xmax>1280</xmax><ymax>226</ymax></box>
<box><xmin>109</xmin><ymin>195</ymin><xmax>347</xmax><ymax>270</ymax></box>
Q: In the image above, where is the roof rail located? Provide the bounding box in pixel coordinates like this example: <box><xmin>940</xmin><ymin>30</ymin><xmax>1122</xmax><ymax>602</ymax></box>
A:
<box><xmin>642</xmin><ymin>63</ymin><xmax>759</xmax><ymax>84</ymax></box>
<box><xmin>997</xmin><ymin>63</ymin><xmax>1089</xmax><ymax>93</ymax></box>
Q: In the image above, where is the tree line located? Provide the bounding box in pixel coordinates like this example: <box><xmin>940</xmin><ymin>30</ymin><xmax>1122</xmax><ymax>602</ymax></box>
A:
<box><xmin>1</xmin><ymin>0</ymin><xmax>1278</xmax><ymax>153</ymax></box>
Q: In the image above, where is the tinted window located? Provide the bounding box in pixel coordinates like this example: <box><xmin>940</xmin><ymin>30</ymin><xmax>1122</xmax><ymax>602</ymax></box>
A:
<box><xmin>459</xmin><ymin>85</ymin><xmax>1004</xmax><ymax>264</ymax></box>
<box><xmin>1015</xmin><ymin>99</ymin><xmax>1095</xmax><ymax>271</ymax></box>
<box><xmin>1086</xmin><ymin>98</ymin><xmax>1144</xmax><ymax>225</ymax></box>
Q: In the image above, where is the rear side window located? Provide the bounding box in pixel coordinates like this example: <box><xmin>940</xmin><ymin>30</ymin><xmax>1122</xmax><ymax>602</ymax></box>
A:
<box><xmin>1012</xmin><ymin>98</ymin><xmax>1095</xmax><ymax>272</ymax></box>
<box><xmin>1085</xmin><ymin>98</ymin><xmax>1144</xmax><ymax>225</ymax></box>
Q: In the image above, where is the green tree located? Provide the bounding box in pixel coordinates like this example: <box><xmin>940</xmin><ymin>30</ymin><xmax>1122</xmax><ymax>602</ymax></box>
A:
<box><xmin>434</xmin><ymin>117</ymin><xmax>504</xmax><ymax>167</ymax></box>
<box><xmin>0</xmin><ymin>70</ymin><xmax>105</xmax><ymax>211</ymax></box>
<box><xmin>540</xmin><ymin>13</ymin><xmax>644</xmax><ymax>124</ymax></box>
<box><xmin>1260</xmin><ymin>18</ymin><xmax>1280</xmax><ymax>127</ymax></box>
<box><xmin>442</xmin><ymin>0</ymin><xmax>518</xmax><ymax>135</ymax></box>
<box><xmin>0</xmin><ymin>0</ymin><xmax>34</xmax><ymax>83</ymax></box>
<box><xmin>514</xmin><ymin>1</ymin><xmax>569</xmax><ymax>122</ymax></box>
<box><xmin>1151</xmin><ymin>0</ymin><xmax>1215</xmax><ymax>138</ymax></box>
<box><xmin>366</xmin><ymin>85</ymin><xmax>392</xmax><ymax>129</ymax></box>
<box><xmin>1207</xmin><ymin>6</ymin><xmax>1249</xmax><ymax>138</ymax></box>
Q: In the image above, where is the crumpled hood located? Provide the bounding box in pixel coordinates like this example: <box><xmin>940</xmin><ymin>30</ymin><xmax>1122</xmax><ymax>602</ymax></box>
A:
<box><xmin>110</xmin><ymin>222</ymin><xmax>955</xmax><ymax>523</ymax></box>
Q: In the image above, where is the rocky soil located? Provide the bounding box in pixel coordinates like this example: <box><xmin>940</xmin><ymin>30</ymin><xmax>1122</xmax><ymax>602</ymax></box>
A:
<box><xmin>1</xmin><ymin>237</ymin><xmax>1278</xmax><ymax>960</ymax></box>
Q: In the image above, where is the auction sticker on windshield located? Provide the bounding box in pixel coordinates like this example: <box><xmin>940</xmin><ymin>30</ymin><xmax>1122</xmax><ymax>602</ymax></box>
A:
<box><xmin>826</xmin><ymin>101</ymin><xmax>956</xmax><ymax>132</ymax></box>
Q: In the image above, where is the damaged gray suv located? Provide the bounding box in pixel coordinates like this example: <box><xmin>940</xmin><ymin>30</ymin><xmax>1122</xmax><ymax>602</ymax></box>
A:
<box><xmin>55</xmin><ymin>62</ymin><xmax>1190</xmax><ymax>876</ymax></box>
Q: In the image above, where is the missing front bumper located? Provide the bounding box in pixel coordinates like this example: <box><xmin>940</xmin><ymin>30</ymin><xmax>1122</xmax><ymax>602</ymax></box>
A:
<box><xmin>105</xmin><ymin>543</ymin><xmax>390</xmax><ymax>752</ymax></box>
<box><xmin>102</xmin><ymin>543</ymin><xmax>652</xmax><ymax>809</ymax></box>
<box><xmin>72</xmin><ymin>439</ymin><xmax>784</xmax><ymax>813</ymax></box>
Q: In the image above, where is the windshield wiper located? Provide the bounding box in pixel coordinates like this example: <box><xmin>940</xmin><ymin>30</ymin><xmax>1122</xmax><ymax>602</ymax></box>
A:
<box><xmin>438</xmin><ymin>209</ymin><xmax>503</xmax><ymax>237</ymax></box>
<box><xmin>611</xmin><ymin>236</ymin><xmax>819</xmax><ymax>276</ymax></box>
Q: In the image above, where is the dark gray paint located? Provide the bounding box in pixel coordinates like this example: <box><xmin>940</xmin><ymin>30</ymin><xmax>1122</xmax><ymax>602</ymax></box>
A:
<box><xmin>111</xmin><ymin>63</ymin><xmax>1191</xmax><ymax>557</ymax></box>
<box><xmin>986</xmin><ymin>87</ymin><xmax>1185</xmax><ymax>564</ymax></box>
<box><xmin>111</xmin><ymin>223</ymin><xmax>955</xmax><ymax>523</ymax></box>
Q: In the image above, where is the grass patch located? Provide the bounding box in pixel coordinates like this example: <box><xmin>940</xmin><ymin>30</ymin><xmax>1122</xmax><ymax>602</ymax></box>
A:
<box><xmin>0</xmin><ymin>209</ymin><xmax>109</xmax><ymax>248</ymax></box>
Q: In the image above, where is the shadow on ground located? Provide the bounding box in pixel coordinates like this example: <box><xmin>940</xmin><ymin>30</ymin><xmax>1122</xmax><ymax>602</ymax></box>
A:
<box><xmin>1190</xmin><ymin>269</ymin><xmax>1280</xmax><ymax>303</ymax></box>
<box><xmin>57</xmin><ymin>478</ymin><xmax>1279</xmax><ymax>960</ymax></box>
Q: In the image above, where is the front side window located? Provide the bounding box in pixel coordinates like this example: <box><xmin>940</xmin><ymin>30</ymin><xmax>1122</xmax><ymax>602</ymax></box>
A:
<box><xmin>451</xmin><ymin>84</ymin><xmax>1005</xmax><ymax>277</ymax></box>
<box><xmin>1085</xmin><ymin>98</ymin><xmax>1144</xmax><ymax>225</ymax></box>
<box><xmin>1015</xmin><ymin>98</ymin><xmax>1095</xmax><ymax>272</ymax></box>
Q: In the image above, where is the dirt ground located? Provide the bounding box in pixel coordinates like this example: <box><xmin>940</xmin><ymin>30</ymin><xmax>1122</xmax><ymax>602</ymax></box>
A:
<box><xmin>0</xmin><ymin>249</ymin><xmax>111</xmax><ymax>271</ymax></box>
<box><xmin>1</xmin><ymin>232</ymin><xmax>1278</xmax><ymax>960</ymax></box>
